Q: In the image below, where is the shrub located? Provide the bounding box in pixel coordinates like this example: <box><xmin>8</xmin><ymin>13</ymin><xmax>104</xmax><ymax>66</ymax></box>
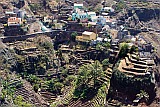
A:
<box><xmin>102</xmin><ymin>59</ymin><xmax>110</xmax><ymax>66</ymax></box>
<box><xmin>14</xmin><ymin>95</ymin><xmax>32</xmax><ymax>107</ymax></box>
<box><xmin>118</xmin><ymin>43</ymin><xmax>129</xmax><ymax>58</ymax></box>
<box><xmin>71</xmin><ymin>32</ymin><xmax>78</xmax><ymax>42</ymax></box>
<box><xmin>33</xmin><ymin>84</ymin><xmax>39</xmax><ymax>92</ymax></box>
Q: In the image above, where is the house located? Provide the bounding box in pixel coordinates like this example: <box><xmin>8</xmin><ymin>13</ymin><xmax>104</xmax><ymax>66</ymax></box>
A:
<box><xmin>72</xmin><ymin>8</ymin><xmax>97</xmax><ymax>22</ymax></box>
<box><xmin>76</xmin><ymin>31</ymin><xmax>96</xmax><ymax>42</ymax></box>
<box><xmin>87</xmin><ymin>12</ymin><xmax>96</xmax><ymax>21</ymax></box>
<box><xmin>5</xmin><ymin>11</ymin><xmax>17</xmax><ymax>18</ymax></box>
<box><xmin>17</xmin><ymin>10</ymin><xmax>26</xmax><ymax>19</ymax></box>
<box><xmin>97</xmin><ymin>16</ymin><xmax>106</xmax><ymax>26</ymax></box>
<box><xmin>43</xmin><ymin>16</ymin><xmax>52</xmax><ymax>23</ymax></box>
<box><xmin>101</xmin><ymin>7</ymin><xmax>115</xmax><ymax>13</ymax></box>
<box><xmin>72</xmin><ymin>9</ymin><xmax>88</xmax><ymax>21</ymax></box>
<box><xmin>72</xmin><ymin>8</ymin><xmax>90</xmax><ymax>21</ymax></box>
<box><xmin>8</xmin><ymin>17</ymin><xmax>22</xmax><ymax>26</ymax></box>
<box><xmin>96</xmin><ymin>37</ymin><xmax>103</xmax><ymax>42</ymax></box>
<box><xmin>74</xmin><ymin>3</ymin><xmax>83</xmax><ymax>9</ymax></box>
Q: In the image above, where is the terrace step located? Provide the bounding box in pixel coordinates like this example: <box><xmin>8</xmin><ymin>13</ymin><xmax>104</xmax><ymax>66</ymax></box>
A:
<box><xmin>39</xmin><ymin>91</ymin><xmax>57</xmax><ymax>103</ymax></box>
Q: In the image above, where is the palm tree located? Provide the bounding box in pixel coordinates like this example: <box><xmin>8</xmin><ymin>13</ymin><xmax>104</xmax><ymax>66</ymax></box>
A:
<box><xmin>89</xmin><ymin>60</ymin><xmax>104</xmax><ymax>89</ymax></box>
<box><xmin>76</xmin><ymin>64</ymin><xmax>92</xmax><ymax>87</ymax></box>
<box><xmin>136</xmin><ymin>90</ymin><xmax>149</xmax><ymax>104</ymax></box>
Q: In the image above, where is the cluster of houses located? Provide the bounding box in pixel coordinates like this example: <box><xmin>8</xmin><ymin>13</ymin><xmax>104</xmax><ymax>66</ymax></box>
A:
<box><xmin>5</xmin><ymin>9</ymin><xmax>26</xmax><ymax>26</ymax></box>
<box><xmin>0</xmin><ymin>6</ymin><xmax>27</xmax><ymax>36</ymax></box>
<box><xmin>62</xmin><ymin>3</ymin><xmax>157</xmax><ymax>80</ymax></box>
<box><xmin>62</xmin><ymin>3</ymin><xmax>117</xmax><ymax>43</ymax></box>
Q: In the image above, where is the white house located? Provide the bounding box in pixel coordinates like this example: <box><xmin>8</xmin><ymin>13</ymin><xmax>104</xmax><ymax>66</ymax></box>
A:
<box><xmin>74</xmin><ymin>3</ymin><xmax>83</xmax><ymax>9</ymax></box>
<box><xmin>8</xmin><ymin>17</ymin><xmax>22</xmax><ymax>26</ymax></box>
<box><xmin>101</xmin><ymin>7</ymin><xmax>115</xmax><ymax>13</ymax></box>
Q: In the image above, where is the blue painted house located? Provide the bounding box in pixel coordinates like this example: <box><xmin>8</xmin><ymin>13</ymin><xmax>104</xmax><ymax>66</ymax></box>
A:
<box><xmin>72</xmin><ymin>8</ymin><xmax>96</xmax><ymax>21</ymax></box>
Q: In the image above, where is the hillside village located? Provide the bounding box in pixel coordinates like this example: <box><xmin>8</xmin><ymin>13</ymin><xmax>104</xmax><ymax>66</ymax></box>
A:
<box><xmin>0</xmin><ymin>0</ymin><xmax>160</xmax><ymax>107</ymax></box>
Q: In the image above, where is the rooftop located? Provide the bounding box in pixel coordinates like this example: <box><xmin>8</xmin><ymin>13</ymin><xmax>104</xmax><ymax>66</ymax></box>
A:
<box><xmin>74</xmin><ymin>3</ymin><xmax>83</xmax><ymax>7</ymax></box>
<box><xmin>8</xmin><ymin>17</ymin><xmax>21</xmax><ymax>23</ymax></box>
<box><xmin>5</xmin><ymin>11</ymin><xmax>16</xmax><ymax>14</ymax></box>
<box><xmin>82</xmin><ymin>31</ymin><xmax>94</xmax><ymax>35</ymax></box>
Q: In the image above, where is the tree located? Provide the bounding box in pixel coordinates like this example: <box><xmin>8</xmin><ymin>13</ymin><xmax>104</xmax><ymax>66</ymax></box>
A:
<box><xmin>118</xmin><ymin>43</ymin><xmax>129</xmax><ymax>58</ymax></box>
<box><xmin>76</xmin><ymin>64</ymin><xmax>92</xmax><ymax>88</ymax></box>
<box><xmin>74</xmin><ymin>61</ymin><xmax>104</xmax><ymax>99</ymax></box>
<box><xmin>102</xmin><ymin>59</ymin><xmax>110</xmax><ymax>66</ymax></box>
<box><xmin>14</xmin><ymin>95</ymin><xmax>32</xmax><ymax>107</ymax></box>
<box><xmin>96</xmin><ymin>43</ymin><xmax>103</xmax><ymax>50</ymax></box>
<box><xmin>33</xmin><ymin>84</ymin><xmax>39</xmax><ymax>92</ymax></box>
<box><xmin>102</xmin><ymin>42</ymin><xmax>110</xmax><ymax>49</ymax></box>
<box><xmin>65</xmin><ymin>75</ymin><xmax>76</xmax><ymax>86</ymax></box>
<box><xmin>130</xmin><ymin>45</ymin><xmax>138</xmax><ymax>53</ymax></box>
<box><xmin>136</xmin><ymin>90</ymin><xmax>149</xmax><ymax>104</ymax></box>
<box><xmin>102</xmin><ymin>59</ymin><xmax>110</xmax><ymax>70</ymax></box>
<box><xmin>27</xmin><ymin>75</ymin><xmax>39</xmax><ymax>84</ymax></box>
<box><xmin>54</xmin><ymin>82</ymin><xmax>64</xmax><ymax>94</ymax></box>
<box><xmin>46</xmin><ymin>79</ymin><xmax>55</xmax><ymax>92</ymax></box>
<box><xmin>114</xmin><ymin>0</ymin><xmax>126</xmax><ymax>12</ymax></box>
<box><xmin>71</xmin><ymin>32</ymin><xmax>78</xmax><ymax>42</ymax></box>
<box><xmin>90</xmin><ymin>61</ymin><xmax>104</xmax><ymax>88</ymax></box>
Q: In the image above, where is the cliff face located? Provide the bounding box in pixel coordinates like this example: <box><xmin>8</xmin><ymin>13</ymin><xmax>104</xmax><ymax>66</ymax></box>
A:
<box><xmin>128</xmin><ymin>8</ymin><xmax>160</xmax><ymax>22</ymax></box>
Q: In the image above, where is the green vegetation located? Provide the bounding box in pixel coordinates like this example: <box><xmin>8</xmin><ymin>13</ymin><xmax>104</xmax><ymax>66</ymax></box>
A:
<box><xmin>102</xmin><ymin>58</ymin><xmax>110</xmax><ymax>66</ymax></box>
<box><xmin>39</xmin><ymin>41</ymin><xmax>53</xmax><ymax>50</ymax></box>
<box><xmin>71</xmin><ymin>32</ymin><xmax>78</xmax><ymax>42</ymax></box>
<box><xmin>118</xmin><ymin>43</ymin><xmax>129</xmax><ymax>58</ymax></box>
<box><xmin>136</xmin><ymin>90</ymin><xmax>149</xmax><ymax>103</ymax></box>
<box><xmin>0</xmin><ymin>73</ymin><xmax>23</xmax><ymax>104</ymax></box>
<box><xmin>14</xmin><ymin>95</ymin><xmax>32</xmax><ymax>107</ymax></box>
<box><xmin>130</xmin><ymin>45</ymin><xmax>138</xmax><ymax>53</ymax></box>
<box><xmin>73</xmin><ymin>61</ymin><xmax>104</xmax><ymax>99</ymax></box>
<box><xmin>102</xmin><ymin>58</ymin><xmax>110</xmax><ymax>70</ymax></box>
<box><xmin>108</xmin><ymin>69</ymin><xmax>155</xmax><ymax>103</ymax></box>
<box><xmin>16</xmin><ymin>54</ymin><xmax>49</xmax><ymax>75</ymax></box>
<box><xmin>45</xmin><ymin>79</ymin><xmax>64</xmax><ymax>94</ymax></box>
<box><xmin>65</xmin><ymin>75</ymin><xmax>76</xmax><ymax>86</ymax></box>
<box><xmin>29</xmin><ymin>4</ymin><xmax>42</xmax><ymax>12</ymax></box>
<box><xmin>114</xmin><ymin>0</ymin><xmax>126</xmax><ymax>12</ymax></box>
<box><xmin>96</xmin><ymin>42</ymin><xmax>111</xmax><ymax>51</ymax></box>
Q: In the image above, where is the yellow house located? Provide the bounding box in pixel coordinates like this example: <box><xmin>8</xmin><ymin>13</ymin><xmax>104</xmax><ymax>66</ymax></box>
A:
<box><xmin>76</xmin><ymin>31</ymin><xmax>96</xmax><ymax>42</ymax></box>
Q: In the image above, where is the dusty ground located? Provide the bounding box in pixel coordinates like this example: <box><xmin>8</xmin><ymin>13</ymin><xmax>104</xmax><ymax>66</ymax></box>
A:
<box><xmin>140</xmin><ymin>32</ymin><xmax>160</xmax><ymax>58</ymax></box>
<box><xmin>28</xmin><ymin>21</ymin><xmax>42</xmax><ymax>34</ymax></box>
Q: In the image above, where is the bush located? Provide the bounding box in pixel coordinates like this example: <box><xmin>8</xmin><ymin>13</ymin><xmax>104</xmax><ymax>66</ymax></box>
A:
<box><xmin>114</xmin><ymin>0</ymin><xmax>126</xmax><ymax>12</ymax></box>
<box><xmin>130</xmin><ymin>45</ymin><xmax>138</xmax><ymax>53</ymax></box>
<box><xmin>54</xmin><ymin>82</ymin><xmax>64</xmax><ymax>94</ymax></box>
<box><xmin>102</xmin><ymin>42</ymin><xmax>110</xmax><ymax>49</ymax></box>
<box><xmin>65</xmin><ymin>75</ymin><xmax>76</xmax><ymax>85</ymax></box>
<box><xmin>102</xmin><ymin>59</ymin><xmax>110</xmax><ymax>70</ymax></box>
<box><xmin>33</xmin><ymin>84</ymin><xmax>39</xmax><ymax>92</ymax></box>
<box><xmin>102</xmin><ymin>59</ymin><xmax>110</xmax><ymax>66</ymax></box>
<box><xmin>14</xmin><ymin>95</ymin><xmax>32</xmax><ymax>107</ymax></box>
<box><xmin>40</xmin><ymin>41</ymin><xmax>53</xmax><ymax>50</ymax></box>
<box><xmin>118</xmin><ymin>43</ymin><xmax>129</xmax><ymax>58</ymax></box>
<box><xmin>71</xmin><ymin>32</ymin><xmax>78</xmax><ymax>42</ymax></box>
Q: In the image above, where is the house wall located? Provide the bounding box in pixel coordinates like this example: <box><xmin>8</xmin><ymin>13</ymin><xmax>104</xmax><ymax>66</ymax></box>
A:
<box><xmin>82</xmin><ymin>33</ymin><xmax>96</xmax><ymax>40</ymax></box>
<box><xmin>90</xmin><ymin>33</ymin><xmax>96</xmax><ymax>40</ymax></box>
<box><xmin>82</xmin><ymin>34</ymin><xmax>90</xmax><ymax>40</ymax></box>
<box><xmin>74</xmin><ymin>6</ymin><xmax>83</xmax><ymax>9</ymax></box>
<box><xmin>72</xmin><ymin>13</ymin><xmax>88</xmax><ymax>21</ymax></box>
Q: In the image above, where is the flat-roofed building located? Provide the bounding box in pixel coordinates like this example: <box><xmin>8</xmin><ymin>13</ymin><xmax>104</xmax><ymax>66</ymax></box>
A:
<box><xmin>5</xmin><ymin>11</ymin><xmax>17</xmax><ymax>18</ymax></box>
<box><xmin>74</xmin><ymin>3</ymin><xmax>83</xmax><ymax>9</ymax></box>
<box><xmin>8</xmin><ymin>17</ymin><xmax>22</xmax><ymax>26</ymax></box>
<box><xmin>76</xmin><ymin>31</ymin><xmax>96</xmax><ymax>42</ymax></box>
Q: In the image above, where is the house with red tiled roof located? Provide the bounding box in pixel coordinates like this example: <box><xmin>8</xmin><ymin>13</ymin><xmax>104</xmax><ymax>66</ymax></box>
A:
<box><xmin>8</xmin><ymin>17</ymin><xmax>22</xmax><ymax>26</ymax></box>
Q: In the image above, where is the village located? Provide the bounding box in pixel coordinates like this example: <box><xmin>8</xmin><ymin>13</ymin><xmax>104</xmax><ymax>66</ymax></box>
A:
<box><xmin>0</xmin><ymin>0</ymin><xmax>160</xmax><ymax>107</ymax></box>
